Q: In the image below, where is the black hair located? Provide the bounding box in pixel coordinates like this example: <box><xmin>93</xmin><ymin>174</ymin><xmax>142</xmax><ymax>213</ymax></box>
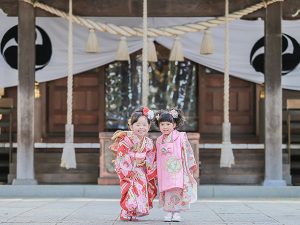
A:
<box><xmin>154</xmin><ymin>108</ymin><xmax>184</xmax><ymax>129</ymax></box>
<box><xmin>130</xmin><ymin>106</ymin><xmax>152</xmax><ymax>125</ymax></box>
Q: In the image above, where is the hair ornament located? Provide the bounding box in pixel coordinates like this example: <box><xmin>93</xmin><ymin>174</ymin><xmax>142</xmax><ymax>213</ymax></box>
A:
<box><xmin>143</xmin><ymin>107</ymin><xmax>154</xmax><ymax>120</ymax></box>
<box><xmin>169</xmin><ymin>109</ymin><xmax>178</xmax><ymax>118</ymax></box>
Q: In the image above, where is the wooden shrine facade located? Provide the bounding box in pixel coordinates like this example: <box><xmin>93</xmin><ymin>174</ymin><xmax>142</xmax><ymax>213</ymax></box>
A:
<box><xmin>1</xmin><ymin>0</ymin><xmax>300</xmax><ymax>185</ymax></box>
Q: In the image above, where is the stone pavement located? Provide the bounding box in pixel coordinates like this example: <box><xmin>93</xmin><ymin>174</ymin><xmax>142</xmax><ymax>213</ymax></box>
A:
<box><xmin>1</xmin><ymin>198</ymin><xmax>300</xmax><ymax>225</ymax></box>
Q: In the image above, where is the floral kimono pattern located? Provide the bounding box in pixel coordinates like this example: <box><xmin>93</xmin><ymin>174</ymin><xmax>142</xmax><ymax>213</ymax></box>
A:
<box><xmin>112</xmin><ymin>131</ymin><xmax>157</xmax><ymax>218</ymax></box>
<box><xmin>156</xmin><ymin>130</ymin><xmax>197</xmax><ymax>212</ymax></box>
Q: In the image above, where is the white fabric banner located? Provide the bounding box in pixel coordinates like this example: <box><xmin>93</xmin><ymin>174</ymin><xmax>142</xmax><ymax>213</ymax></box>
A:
<box><xmin>1</xmin><ymin>11</ymin><xmax>300</xmax><ymax>90</ymax></box>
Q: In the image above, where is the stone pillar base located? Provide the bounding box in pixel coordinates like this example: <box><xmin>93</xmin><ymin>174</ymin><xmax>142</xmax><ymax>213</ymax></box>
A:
<box><xmin>263</xmin><ymin>179</ymin><xmax>286</xmax><ymax>187</ymax></box>
<box><xmin>283</xmin><ymin>175</ymin><xmax>292</xmax><ymax>186</ymax></box>
<box><xmin>7</xmin><ymin>174</ymin><xmax>15</xmax><ymax>184</ymax></box>
<box><xmin>12</xmin><ymin>179</ymin><xmax>38</xmax><ymax>185</ymax></box>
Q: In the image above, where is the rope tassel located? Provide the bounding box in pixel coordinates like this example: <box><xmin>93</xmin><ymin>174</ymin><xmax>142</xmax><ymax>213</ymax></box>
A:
<box><xmin>220</xmin><ymin>144</ymin><xmax>235</xmax><ymax>167</ymax></box>
<box><xmin>0</xmin><ymin>87</ymin><xmax>4</xmax><ymax>97</ymax></box>
<box><xmin>115</xmin><ymin>36</ymin><xmax>130</xmax><ymax>61</ymax></box>
<box><xmin>169</xmin><ymin>37</ymin><xmax>184</xmax><ymax>62</ymax></box>
<box><xmin>200</xmin><ymin>29</ymin><xmax>214</xmax><ymax>55</ymax></box>
<box><xmin>220</xmin><ymin>123</ymin><xmax>235</xmax><ymax>167</ymax></box>
<box><xmin>86</xmin><ymin>28</ymin><xmax>99</xmax><ymax>53</ymax></box>
<box><xmin>61</xmin><ymin>124</ymin><xmax>76</xmax><ymax>169</ymax></box>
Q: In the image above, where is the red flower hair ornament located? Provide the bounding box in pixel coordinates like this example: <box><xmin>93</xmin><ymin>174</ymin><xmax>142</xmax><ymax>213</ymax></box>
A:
<box><xmin>142</xmin><ymin>107</ymin><xmax>154</xmax><ymax>120</ymax></box>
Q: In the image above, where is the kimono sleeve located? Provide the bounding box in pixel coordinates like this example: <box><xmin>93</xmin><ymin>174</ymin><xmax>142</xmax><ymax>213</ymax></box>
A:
<box><xmin>145</xmin><ymin>140</ymin><xmax>157</xmax><ymax>181</ymax></box>
<box><xmin>145</xmin><ymin>139</ymin><xmax>157</xmax><ymax>207</ymax></box>
<box><xmin>182</xmin><ymin>132</ymin><xmax>197</xmax><ymax>173</ymax></box>
<box><xmin>114</xmin><ymin>142</ymin><xmax>134</xmax><ymax>180</ymax></box>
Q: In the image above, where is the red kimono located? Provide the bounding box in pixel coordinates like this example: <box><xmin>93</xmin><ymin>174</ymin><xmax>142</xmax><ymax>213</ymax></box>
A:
<box><xmin>112</xmin><ymin>131</ymin><xmax>157</xmax><ymax>220</ymax></box>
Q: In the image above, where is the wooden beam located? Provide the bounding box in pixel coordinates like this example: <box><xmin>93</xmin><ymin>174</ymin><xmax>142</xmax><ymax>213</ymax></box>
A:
<box><xmin>1</xmin><ymin>0</ymin><xmax>299</xmax><ymax>19</ymax></box>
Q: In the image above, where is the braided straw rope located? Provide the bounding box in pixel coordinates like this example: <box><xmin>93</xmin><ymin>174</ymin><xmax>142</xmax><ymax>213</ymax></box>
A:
<box><xmin>224</xmin><ymin>0</ymin><xmax>230</xmax><ymax>124</ymax></box>
<box><xmin>142</xmin><ymin>0</ymin><xmax>149</xmax><ymax>106</ymax></box>
<box><xmin>292</xmin><ymin>9</ymin><xmax>300</xmax><ymax>17</ymax></box>
<box><xmin>67</xmin><ymin>0</ymin><xmax>73</xmax><ymax>125</ymax></box>
<box><xmin>220</xmin><ymin>0</ymin><xmax>235</xmax><ymax>168</ymax></box>
<box><xmin>61</xmin><ymin>0</ymin><xmax>76</xmax><ymax>169</ymax></box>
<box><xmin>23</xmin><ymin>0</ymin><xmax>284</xmax><ymax>37</ymax></box>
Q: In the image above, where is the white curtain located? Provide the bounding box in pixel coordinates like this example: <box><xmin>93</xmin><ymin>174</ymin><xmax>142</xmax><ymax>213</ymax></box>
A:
<box><xmin>1</xmin><ymin>11</ymin><xmax>300</xmax><ymax>90</ymax></box>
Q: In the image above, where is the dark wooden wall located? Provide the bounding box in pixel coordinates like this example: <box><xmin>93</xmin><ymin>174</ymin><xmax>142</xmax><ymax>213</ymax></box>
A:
<box><xmin>4</xmin><ymin>66</ymin><xmax>257</xmax><ymax>143</ymax></box>
<box><xmin>7</xmin><ymin>63</ymin><xmax>299</xmax><ymax>143</ymax></box>
<box><xmin>199</xmin><ymin>66</ymin><xmax>255</xmax><ymax>136</ymax></box>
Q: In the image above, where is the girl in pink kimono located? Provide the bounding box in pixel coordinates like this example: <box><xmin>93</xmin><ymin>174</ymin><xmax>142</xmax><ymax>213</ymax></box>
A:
<box><xmin>155</xmin><ymin>109</ymin><xmax>197</xmax><ymax>222</ymax></box>
<box><xmin>111</xmin><ymin>107</ymin><xmax>157</xmax><ymax>221</ymax></box>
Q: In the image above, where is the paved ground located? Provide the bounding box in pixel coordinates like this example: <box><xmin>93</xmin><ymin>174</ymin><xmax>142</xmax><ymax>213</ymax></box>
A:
<box><xmin>0</xmin><ymin>198</ymin><xmax>300</xmax><ymax>225</ymax></box>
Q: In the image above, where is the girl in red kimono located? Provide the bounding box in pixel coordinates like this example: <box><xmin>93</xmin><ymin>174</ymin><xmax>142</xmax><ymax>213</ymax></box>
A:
<box><xmin>155</xmin><ymin>109</ymin><xmax>197</xmax><ymax>222</ymax></box>
<box><xmin>111</xmin><ymin>107</ymin><xmax>157</xmax><ymax>221</ymax></box>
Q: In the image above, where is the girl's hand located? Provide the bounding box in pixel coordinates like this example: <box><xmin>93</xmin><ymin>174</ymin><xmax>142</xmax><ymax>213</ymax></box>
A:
<box><xmin>190</xmin><ymin>165</ymin><xmax>197</xmax><ymax>173</ymax></box>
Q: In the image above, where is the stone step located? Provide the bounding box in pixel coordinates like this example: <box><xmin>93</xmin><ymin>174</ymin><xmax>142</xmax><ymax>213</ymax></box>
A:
<box><xmin>1</xmin><ymin>185</ymin><xmax>300</xmax><ymax>198</ymax></box>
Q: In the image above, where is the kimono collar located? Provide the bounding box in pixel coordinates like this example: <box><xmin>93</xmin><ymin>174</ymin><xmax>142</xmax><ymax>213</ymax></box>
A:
<box><xmin>110</xmin><ymin>130</ymin><xmax>148</xmax><ymax>152</ymax></box>
<box><xmin>172</xmin><ymin>130</ymin><xmax>180</xmax><ymax>141</ymax></box>
<box><xmin>160</xmin><ymin>130</ymin><xmax>180</xmax><ymax>144</ymax></box>
<box><xmin>125</xmin><ymin>132</ymin><xmax>147</xmax><ymax>152</ymax></box>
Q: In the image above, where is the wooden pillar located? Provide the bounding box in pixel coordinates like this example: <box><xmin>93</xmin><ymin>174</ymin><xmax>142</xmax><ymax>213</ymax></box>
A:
<box><xmin>263</xmin><ymin>2</ymin><xmax>286</xmax><ymax>186</ymax></box>
<box><xmin>13</xmin><ymin>1</ymin><xmax>37</xmax><ymax>185</ymax></box>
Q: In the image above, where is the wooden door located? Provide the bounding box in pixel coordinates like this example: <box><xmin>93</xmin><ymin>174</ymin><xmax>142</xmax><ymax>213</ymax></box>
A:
<box><xmin>199</xmin><ymin>67</ymin><xmax>255</xmax><ymax>135</ymax></box>
<box><xmin>47</xmin><ymin>68</ymin><xmax>105</xmax><ymax>135</ymax></box>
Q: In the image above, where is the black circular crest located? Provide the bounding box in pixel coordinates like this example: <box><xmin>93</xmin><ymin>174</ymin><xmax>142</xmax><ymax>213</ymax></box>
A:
<box><xmin>0</xmin><ymin>25</ymin><xmax>52</xmax><ymax>71</ymax></box>
<box><xmin>250</xmin><ymin>34</ymin><xmax>300</xmax><ymax>76</ymax></box>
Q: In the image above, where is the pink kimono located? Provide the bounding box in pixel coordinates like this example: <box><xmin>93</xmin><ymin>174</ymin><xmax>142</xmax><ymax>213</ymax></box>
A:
<box><xmin>112</xmin><ymin>131</ymin><xmax>157</xmax><ymax>219</ymax></box>
<box><xmin>156</xmin><ymin>130</ymin><xmax>197</xmax><ymax>212</ymax></box>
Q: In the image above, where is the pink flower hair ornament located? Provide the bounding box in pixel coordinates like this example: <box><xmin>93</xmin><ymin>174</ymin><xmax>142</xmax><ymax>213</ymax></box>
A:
<box><xmin>169</xmin><ymin>109</ymin><xmax>179</xmax><ymax>118</ymax></box>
